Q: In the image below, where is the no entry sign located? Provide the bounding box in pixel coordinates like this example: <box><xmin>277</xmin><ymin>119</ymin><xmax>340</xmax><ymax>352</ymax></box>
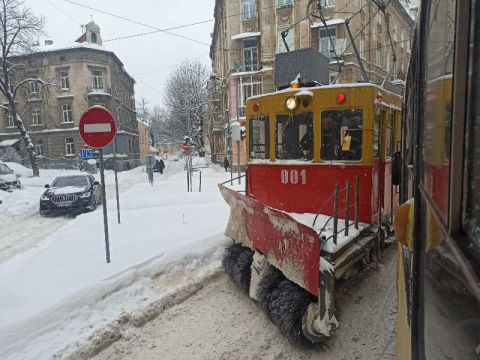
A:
<box><xmin>79</xmin><ymin>106</ymin><xmax>117</xmax><ymax>149</ymax></box>
<box><xmin>79</xmin><ymin>106</ymin><xmax>118</xmax><ymax>264</ymax></box>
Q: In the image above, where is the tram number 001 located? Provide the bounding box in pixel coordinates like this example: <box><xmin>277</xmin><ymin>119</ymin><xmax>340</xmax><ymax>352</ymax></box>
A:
<box><xmin>280</xmin><ymin>169</ymin><xmax>307</xmax><ymax>185</ymax></box>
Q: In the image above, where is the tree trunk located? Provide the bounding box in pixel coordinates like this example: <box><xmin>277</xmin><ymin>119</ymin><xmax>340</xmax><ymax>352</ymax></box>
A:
<box><xmin>12</xmin><ymin>108</ymin><xmax>39</xmax><ymax>177</ymax></box>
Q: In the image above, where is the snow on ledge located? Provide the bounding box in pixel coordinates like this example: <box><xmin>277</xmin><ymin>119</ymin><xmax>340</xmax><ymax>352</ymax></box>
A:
<box><xmin>231</xmin><ymin>32</ymin><xmax>261</xmax><ymax>40</ymax></box>
<box><xmin>311</xmin><ymin>19</ymin><xmax>345</xmax><ymax>28</ymax></box>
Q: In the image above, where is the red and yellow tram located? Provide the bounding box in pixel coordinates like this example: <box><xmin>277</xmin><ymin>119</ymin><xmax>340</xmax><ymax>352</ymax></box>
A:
<box><xmin>220</xmin><ymin>82</ymin><xmax>403</xmax><ymax>342</ymax></box>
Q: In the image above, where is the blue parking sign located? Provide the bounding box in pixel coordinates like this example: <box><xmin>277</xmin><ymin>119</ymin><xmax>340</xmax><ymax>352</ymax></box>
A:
<box><xmin>80</xmin><ymin>149</ymin><xmax>94</xmax><ymax>158</ymax></box>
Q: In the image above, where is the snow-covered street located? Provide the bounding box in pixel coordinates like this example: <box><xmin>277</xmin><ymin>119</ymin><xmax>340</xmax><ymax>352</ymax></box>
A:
<box><xmin>0</xmin><ymin>160</ymin><xmax>232</xmax><ymax>359</ymax></box>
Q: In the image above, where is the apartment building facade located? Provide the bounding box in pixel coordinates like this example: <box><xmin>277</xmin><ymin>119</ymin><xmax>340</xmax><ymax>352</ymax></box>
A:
<box><xmin>0</xmin><ymin>22</ymin><xmax>140</xmax><ymax>167</ymax></box>
<box><xmin>208</xmin><ymin>0</ymin><xmax>414</xmax><ymax>165</ymax></box>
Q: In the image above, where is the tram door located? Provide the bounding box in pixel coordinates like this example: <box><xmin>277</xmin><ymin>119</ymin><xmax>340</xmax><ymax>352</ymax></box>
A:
<box><xmin>383</xmin><ymin>111</ymin><xmax>397</xmax><ymax>223</ymax></box>
<box><xmin>372</xmin><ymin>108</ymin><xmax>381</xmax><ymax>222</ymax></box>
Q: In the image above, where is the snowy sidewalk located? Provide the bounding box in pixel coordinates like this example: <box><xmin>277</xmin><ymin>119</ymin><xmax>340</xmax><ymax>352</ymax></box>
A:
<box><xmin>0</xmin><ymin>162</ymin><xmax>232</xmax><ymax>360</ymax></box>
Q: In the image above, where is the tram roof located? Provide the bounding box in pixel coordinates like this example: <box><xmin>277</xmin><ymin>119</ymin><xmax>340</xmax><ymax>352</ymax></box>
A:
<box><xmin>247</xmin><ymin>82</ymin><xmax>402</xmax><ymax>102</ymax></box>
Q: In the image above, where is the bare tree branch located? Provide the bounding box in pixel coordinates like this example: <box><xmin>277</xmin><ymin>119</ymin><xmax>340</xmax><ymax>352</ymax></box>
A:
<box><xmin>0</xmin><ymin>0</ymin><xmax>45</xmax><ymax>176</ymax></box>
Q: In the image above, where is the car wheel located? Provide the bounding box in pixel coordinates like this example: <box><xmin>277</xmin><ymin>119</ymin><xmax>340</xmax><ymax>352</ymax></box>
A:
<box><xmin>89</xmin><ymin>196</ymin><xmax>98</xmax><ymax>212</ymax></box>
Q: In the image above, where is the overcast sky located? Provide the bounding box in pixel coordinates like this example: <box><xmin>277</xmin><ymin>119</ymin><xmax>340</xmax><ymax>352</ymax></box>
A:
<box><xmin>24</xmin><ymin>0</ymin><xmax>215</xmax><ymax>108</ymax></box>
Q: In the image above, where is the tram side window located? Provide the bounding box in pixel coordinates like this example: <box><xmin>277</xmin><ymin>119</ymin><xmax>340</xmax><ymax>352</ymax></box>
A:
<box><xmin>276</xmin><ymin>112</ymin><xmax>313</xmax><ymax>160</ymax></box>
<box><xmin>321</xmin><ymin>109</ymin><xmax>363</xmax><ymax>161</ymax></box>
<box><xmin>249</xmin><ymin>116</ymin><xmax>269</xmax><ymax>160</ymax></box>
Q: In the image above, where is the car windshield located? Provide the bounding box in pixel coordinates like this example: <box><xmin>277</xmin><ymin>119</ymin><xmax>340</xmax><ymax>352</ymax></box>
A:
<box><xmin>51</xmin><ymin>176</ymin><xmax>89</xmax><ymax>188</ymax></box>
<box><xmin>0</xmin><ymin>164</ymin><xmax>12</xmax><ymax>175</ymax></box>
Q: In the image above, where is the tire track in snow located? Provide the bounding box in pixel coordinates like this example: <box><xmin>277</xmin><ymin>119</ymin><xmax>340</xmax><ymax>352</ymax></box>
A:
<box><xmin>0</xmin><ymin>213</ymin><xmax>70</xmax><ymax>264</ymax></box>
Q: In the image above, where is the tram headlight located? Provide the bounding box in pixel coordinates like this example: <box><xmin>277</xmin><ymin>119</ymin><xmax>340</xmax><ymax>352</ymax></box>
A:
<box><xmin>285</xmin><ymin>96</ymin><xmax>297</xmax><ymax>111</ymax></box>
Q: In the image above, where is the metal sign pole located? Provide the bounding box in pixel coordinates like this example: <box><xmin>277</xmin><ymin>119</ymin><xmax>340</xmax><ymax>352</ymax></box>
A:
<box><xmin>113</xmin><ymin>138</ymin><xmax>121</xmax><ymax>224</ymax></box>
<box><xmin>237</xmin><ymin>140</ymin><xmax>241</xmax><ymax>185</ymax></box>
<box><xmin>99</xmin><ymin>148</ymin><xmax>111</xmax><ymax>263</ymax></box>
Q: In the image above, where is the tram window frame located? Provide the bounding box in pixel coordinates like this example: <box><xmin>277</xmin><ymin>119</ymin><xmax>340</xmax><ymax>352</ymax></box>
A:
<box><xmin>275</xmin><ymin>112</ymin><xmax>314</xmax><ymax>161</ymax></box>
<box><xmin>373</xmin><ymin>111</ymin><xmax>381</xmax><ymax>158</ymax></box>
<box><xmin>320</xmin><ymin>109</ymin><xmax>364</xmax><ymax>162</ymax></box>
<box><xmin>249</xmin><ymin>116</ymin><xmax>269</xmax><ymax>160</ymax></box>
<box><xmin>385</xmin><ymin>113</ymin><xmax>393</xmax><ymax>159</ymax></box>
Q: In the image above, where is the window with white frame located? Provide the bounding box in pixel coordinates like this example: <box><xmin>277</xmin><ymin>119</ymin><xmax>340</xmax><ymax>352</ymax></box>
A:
<box><xmin>65</xmin><ymin>137</ymin><xmax>75</xmax><ymax>155</ymax></box>
<box><xmin>320</xmin><ymin>0</ymin><xmax>335</xmax><ymax>7</ymax></box>
<box><xmin>278</xmin><ymin>0</ymin><xmax>292</xmax><ymax>7</ymax></box>
<box><xmin>329</xmin><ymin>72</ymin><xmax>339</xmax><ymax>84</ymax></box>
<box><xmin>237</xmin><ymin>77</ymin><xmax>262</xmax><ymax>117</ymax></box>
<box><xmin>400</xmin><ymin>31</ymin><xmax>405</xmax><ymax>48</ymax></box>
<box><xmin>376</xmin><ymin>43</ymin><xmax>382</xmax><ymax>66</ymax></box>
<box><xmin>319</xmin><ymin>27</ymin><xmax>336</xmax><ymax>59</ymax></box>
<box><xmin>277</xmin><ymin>28</ymin><xmax>295</xmax><ymax>53</ymax></box>
<box><xmin>393</xmin><ymin>23</ymin><xmax>397</xmax><ymax>42</ymax></box>
<box><xmin>360</xmin><ymin>32</ymin><xmax>365</xmax><ymax>58</ymax></box>
<box><xmin>386</xmin><ymin>53</ymin><xmax>390</xmax><ymax>72</ymax></box>
<box><xmin>243</xmin><ymin>38</ymin><xmax>258</xmax><ymax>71</ymax></box>
<box><xmin>241</xmin><ymin>0</ymin><xmax>256</xmax><ymax>20</ymax></box>
<box><xmin>29</xmin><ymin>81</ymin><xmax>39</xmax><ymax>94</ymax></box>
<box><xmin>31</xmin><ymin>109</ymin><xmax>42</xmax><ymax>125</ymax></box>
<box><xmin>7</xmin><ymin>114</ymin><xmax>14</xmax><ymax>127</ymax></box>
<box><xmin>60</xmin><ymin>70</ymin><xmax>70</xmax><ymax>90</ymax></box>
<box><xmin>62</xmin><ymin>103</ymin><xmax>73</xmax><ymax>123</ymax></box>
<box><xmin>92</xmin><ymin>70</ymin><xmax>104</xmax><ymax>90</ymax></box>
<box><xmin>35</xmin><ymin>139</ymin><xmax>43</xmax><ymax>156</ymax></box>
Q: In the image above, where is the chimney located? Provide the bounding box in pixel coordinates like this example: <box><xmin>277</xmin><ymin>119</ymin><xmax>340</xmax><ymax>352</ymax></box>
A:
<box><xmin>44</xmin><ymin>39</ymin><xmax>53</xmax><ymax>46</ymax></box>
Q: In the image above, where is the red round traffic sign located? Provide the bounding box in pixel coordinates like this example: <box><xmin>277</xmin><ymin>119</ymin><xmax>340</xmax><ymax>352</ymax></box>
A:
<box><xmin>182</xmin><ymin>143</ymin><xmax>190</xmax><ymax>151</ymax></box>
<box><xmin>79</xmin><ymin>106</ymin><xmax>117</xmax><ymax>149</ymax></box>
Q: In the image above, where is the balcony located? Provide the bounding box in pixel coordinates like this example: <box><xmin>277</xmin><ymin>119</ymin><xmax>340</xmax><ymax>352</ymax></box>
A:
<box><xmin>232</xmin><ymin>62</ymin><xmax>259</xmax><ymax>74</ymax></box>
<box><xmin>86</xmin><ymin>87</ymin><xmax>112</xmax><ymax>97</ymax></box>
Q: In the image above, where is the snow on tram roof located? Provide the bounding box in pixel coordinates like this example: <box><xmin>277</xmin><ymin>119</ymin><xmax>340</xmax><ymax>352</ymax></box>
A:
<box><xmin>247</xmin><ymin>82</ymin><xmax>401</xmax><ymax>102</ymax></box>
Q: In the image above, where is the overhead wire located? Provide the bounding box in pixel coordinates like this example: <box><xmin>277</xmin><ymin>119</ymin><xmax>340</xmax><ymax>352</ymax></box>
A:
<box><xmin>59</xmin><ymin>0</ymin><xmax>211</xmax><ymax>45</ymax></box>
<box><xmin>44</xmin><ymin>0</ymin><xmax>82</xmax><ymax>26</ymax></box>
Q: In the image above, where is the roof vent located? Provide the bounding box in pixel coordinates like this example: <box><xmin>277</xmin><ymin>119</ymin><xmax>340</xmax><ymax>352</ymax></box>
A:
<box><xmin>44</xmin><ymin>39</ymin><xmax>53</xmax><ymax>46</ymax></box>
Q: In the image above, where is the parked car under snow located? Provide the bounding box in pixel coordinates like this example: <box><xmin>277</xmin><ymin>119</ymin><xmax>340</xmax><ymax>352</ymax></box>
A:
<box><xmin>0</xmin><ymin>161</ymin><xmax>21</xmax><ymax>191</ymax></box>
<box><xmin>40</xmin><ymin>175</ymin><xmax>101</xmax><ymax>215</ymax></box>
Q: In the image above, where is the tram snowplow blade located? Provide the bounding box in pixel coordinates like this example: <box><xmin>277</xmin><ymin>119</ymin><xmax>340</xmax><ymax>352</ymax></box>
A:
<box><xmin>219</xmin><ymin>184</ymin><xmax>338</xmax><ymax>343</ymax></box>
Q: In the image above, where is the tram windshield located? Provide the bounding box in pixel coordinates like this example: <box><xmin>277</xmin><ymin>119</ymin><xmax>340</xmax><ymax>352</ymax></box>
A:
<box><xmin>275</xmin><ymin>112</ymin><xmax>313</xmax><ymax>160</ymax></box>
<box><xmin>321</xmin><ymin>109</ymin><xmax>363</xmax><ymax>161</ymax></box>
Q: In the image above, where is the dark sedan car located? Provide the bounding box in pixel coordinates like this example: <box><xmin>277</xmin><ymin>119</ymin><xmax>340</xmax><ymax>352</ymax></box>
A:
<box><xmin>40</xmin><ymin>174</ymin><xmax>101</xmax><ymax>215</ymax></box>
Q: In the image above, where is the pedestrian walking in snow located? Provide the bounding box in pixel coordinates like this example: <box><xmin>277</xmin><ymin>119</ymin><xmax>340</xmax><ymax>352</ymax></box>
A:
<box><xmin>159</xmin><ymin>159</ymin><xmax>165</xmax><ymax>174</ymax></box>
<box><xmin>223</xmin><ymin>157</ymin><xmax>229</xmax><ymax>172</ymax></box>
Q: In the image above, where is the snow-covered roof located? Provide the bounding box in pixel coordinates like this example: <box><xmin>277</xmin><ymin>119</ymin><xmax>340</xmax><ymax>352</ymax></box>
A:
<box><xmin>31</xmin><ymin>41</ymin><xmax>112</xmax><ymax>55</ymax></box>
<box><xmin>0</xmin><ymin>139</ymin><xmax>19</xmax><ymax>146</ymax></box>
<box><xmin>231</xmin><ymin>32</ymin><xmax>261</xmax><ymax>40</ymax></box>
<box><xmin>311</xmin><ymin>19</ymin><xmax>345</xmax><ymax>29</ymax></box>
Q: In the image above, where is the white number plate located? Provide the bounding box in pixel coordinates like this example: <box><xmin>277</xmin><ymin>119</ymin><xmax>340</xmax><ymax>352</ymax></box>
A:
<box><xmin>280</xmin><ymin>169</ymin><xmax>307</xmax><ymax>185</ymax></box>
